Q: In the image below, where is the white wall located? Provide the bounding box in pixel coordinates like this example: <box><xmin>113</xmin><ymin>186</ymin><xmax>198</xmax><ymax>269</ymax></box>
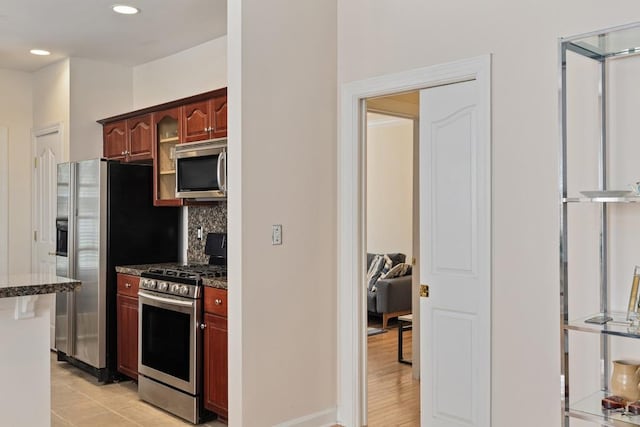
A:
<box><xmin>0</xmin><ymin>69</ymin><xmax>33</xmax><ymax>275</ymax></box>
<box><xmin>32</xmin><ymin>59</ymin><xmax>70</xmax><ymax>160</ymax></box>
<box><xmin>133</xmin><ymin>36</ymin><xmax>227</xmax><ymax>109</ymax></box>
<box><xmin>366</xmin><ymin>114</ymin><xmax>413</xmax><ymax>260</ymax></box>
<box><xmin>337</xmin><ymin>3</ymin><xmax>640</xmax><ymax>426</ymax></box>
<box><xmin>69</xmin><ymin>58</ymin><xmax>132</xmax><ymax>161</ymax></box>
<box><xmin>0</xmin><ymin>127</ymin><xmax>7</xmax><ymax>276</ymax></box>
<box><xmin>227</xmin><ymin>0</ymin><xmax>337</xmax><ymax>425</ymax></box>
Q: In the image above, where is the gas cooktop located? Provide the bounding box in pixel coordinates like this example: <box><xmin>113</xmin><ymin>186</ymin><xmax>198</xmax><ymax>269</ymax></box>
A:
<box><xmin>140</xmin><ymin>265</ymin><xmax>227</xmax><ymax>298</ymax></box>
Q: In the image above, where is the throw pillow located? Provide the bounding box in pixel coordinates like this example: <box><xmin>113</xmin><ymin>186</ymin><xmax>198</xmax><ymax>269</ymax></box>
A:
<box><xmin>366</xmin><ymin>254</ymin><xmax>392</xmax><ymax>292</ymax></box>
<box><xmin>380</xmin><ymin>262</ymin><xmax>411</xmax><ymax>280</ymax></box>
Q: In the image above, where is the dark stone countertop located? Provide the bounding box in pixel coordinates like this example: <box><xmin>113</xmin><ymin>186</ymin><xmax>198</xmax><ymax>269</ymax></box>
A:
<box><xmin>0</xmin><ymin>273</ymin><xmax>81</xmax><ymax>298</ymax></box>
<box><xmin>115</xmin><ymin>263</ymin><xmax>227</xmax><ymax>290</ymax></box>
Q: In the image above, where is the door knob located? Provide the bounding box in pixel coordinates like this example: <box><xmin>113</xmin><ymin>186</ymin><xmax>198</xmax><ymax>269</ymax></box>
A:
<box><xmin>420</xmin><ymin>284</ymin><xmax>430</xmax><ymax>298</ymax></box>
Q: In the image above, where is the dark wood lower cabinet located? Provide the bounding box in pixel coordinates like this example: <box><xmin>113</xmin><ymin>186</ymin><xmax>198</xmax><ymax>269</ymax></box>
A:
<box><xmin>116</xmin><ymin>274</ymin><xmax>139</xmax><ymax>380</ymax></box>
<box><xmin>204</xmin><ymin>311</ymin><xmax>228</xmax><ymax>419</ymax></box>
<box><xmin>203</xmin><ymin>287</ymin><xmax>228</xmax><ymax>418</ymax></box>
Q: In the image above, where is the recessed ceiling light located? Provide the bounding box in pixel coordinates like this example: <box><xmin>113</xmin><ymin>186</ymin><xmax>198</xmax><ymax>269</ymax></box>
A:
<box><xmin>112</xmin><ymin>4</ymin><xmax>139</xmax><ymax>15</ymax></box>
<box><xmin>30</xmin><ymin>49</ymin><xmax>50</xmax><ymax>56</ymax></box>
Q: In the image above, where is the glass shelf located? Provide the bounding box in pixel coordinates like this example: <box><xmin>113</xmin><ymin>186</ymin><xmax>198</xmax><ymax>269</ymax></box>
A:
<box><xmin>570</xmin><ymin>391</ymin><xmax>640</xmax><ymax>426</ymax></box>
<box><xmin>566</xmin><ymin>312</ymin><xmax>640</xmax><ymax>339</ymax></box>
<box><xmin>564</xmin><ymin>196</ymin><xmax>640</xmax><ymax>203</ymax></box>
<box><xmin>564</xmin><ymin>22</ymin><xmax>640</xmax><ymax>61</ymax></box>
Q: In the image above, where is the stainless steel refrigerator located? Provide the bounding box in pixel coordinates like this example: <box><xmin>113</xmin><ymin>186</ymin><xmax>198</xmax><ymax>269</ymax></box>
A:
<box><xmin>55</xmin><ymin>159</ymin><xmax>180</xmax><ymax>382</ymax></box>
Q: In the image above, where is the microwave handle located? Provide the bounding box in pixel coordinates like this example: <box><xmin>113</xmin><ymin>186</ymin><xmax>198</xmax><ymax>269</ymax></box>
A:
<box><xmin>218</xmin><ymin>151</ymin><xmax>227</xmax><ymax>194</ymax></box>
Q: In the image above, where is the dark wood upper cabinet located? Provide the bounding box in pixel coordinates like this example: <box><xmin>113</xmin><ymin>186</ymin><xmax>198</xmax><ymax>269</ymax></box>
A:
<box><xmin>103</xmin><ymin>121</ymin><xmax>127</xmax><ymax>160</ymax></box>
<box><xmin>103</xmin><ymin>116</ymin><xmax>152</xmax><ymax>163</ymax></box>
<box><xmin>98</xmin><ymin>87</ymin><xmax>227</xmax><ymax>205</ymax></box>
<box><xmin>183</xmin><ymin>93</ymin><xmax>228</xmax><ymax>142</ymax></box>
<box><xmin>127</xmin><ymin>114</ymin><xmax>153</xmax><ymax>161</ymax></box>
<box><xmin>183</xmin><ymin>101</ymin><xmax>211</xmax><ymax>142</ymax></box>
<box><xmin>211</xmin><ymin>95</ymin><xmax>227</xmax><ymax>139</ymax></box>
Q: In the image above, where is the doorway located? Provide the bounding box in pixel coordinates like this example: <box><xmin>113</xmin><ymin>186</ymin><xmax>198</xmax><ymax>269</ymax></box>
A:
<box><xmin>338</xmin><ymin>56</ymin><xmax>492</xmax><ymax>427</ymax></box>
<box><xmin>365</xmin><ymin>96</ymin><xmax>420</xmax><ymax>425</ymax></box>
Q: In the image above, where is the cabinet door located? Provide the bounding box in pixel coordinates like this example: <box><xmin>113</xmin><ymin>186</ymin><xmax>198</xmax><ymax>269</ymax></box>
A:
<box><xmin>103</xmin><ymin>121</ymin><xmax>127</xmax><ymax>160</ymax></box>
<box><xmin>153</xmin><ymin>108</ymin><xmax>183</xmax><ymax>207</ymax></box>
<box><xmin>204</xmin><ymin>312</ymin><xmax>228</xmax><ymax>418</ymax></box>
<box><xmin>117</xmin><ymin>273</ymin><xmax>140</xmax><ymax>298</ymax></box>
<box><xmin>116</xmin><ymin>293</ymin><xmax>138</xmax><ymax>380</ymax></box>
<box><xmin>211</xmin><ymin>95</ymin><xmax>227</xmax><ymax>139</ymax></box>
<box><xmin>127</xmin><ymin>114</ymin><xmax>153</xmax><ymax>161</ymax></box>
<box><xmin>183</xmin><ymin>101</ymin><xmax>211</xmax><ymax>142</ymax></box>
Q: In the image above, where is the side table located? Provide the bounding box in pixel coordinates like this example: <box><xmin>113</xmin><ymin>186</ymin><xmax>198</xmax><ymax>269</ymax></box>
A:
<box><xmin>397</xmin><ymin>313</ymin><xmax>412</xmax><ymax>365</ymax></box>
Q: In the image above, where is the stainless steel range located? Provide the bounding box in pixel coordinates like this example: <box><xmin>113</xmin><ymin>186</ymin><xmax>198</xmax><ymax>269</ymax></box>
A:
<box><xmin>137</xmin><ymin>264</ymin><xmax>226</xmax><ymax>424</ymax></box>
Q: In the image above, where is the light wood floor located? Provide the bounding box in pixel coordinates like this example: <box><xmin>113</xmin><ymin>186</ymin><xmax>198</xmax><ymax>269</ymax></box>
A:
<box><xmin>367</xmin><ymin>324</ymin><xmax>420</xmax><ymax>426</ymax></box>
<box><xmin>50</xmin><ymin>353</ymin><xmax>225</xmax><ymax>427</ymax></box>
<box><xmin>51</xmin><ymin>327</ymin><xmax>419</xmax><ymax>427</ymax></box>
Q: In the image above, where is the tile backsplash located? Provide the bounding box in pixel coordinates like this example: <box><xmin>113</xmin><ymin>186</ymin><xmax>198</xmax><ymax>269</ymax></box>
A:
<box><xmin>187</xmin><ymin>203</ymin><xmax>227</xmax><ymax>264</ymax></box>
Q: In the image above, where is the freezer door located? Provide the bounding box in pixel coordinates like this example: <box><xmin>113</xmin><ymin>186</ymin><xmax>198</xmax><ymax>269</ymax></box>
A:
<box><xmin>72</xmin><ymin>159</ymin><xmax>107</xmax><ymax>368</ymax></box>
<box><xmin>55</xmin><ymin>162</ymin><xmax>72</xmax><ymax>354</ymax></box>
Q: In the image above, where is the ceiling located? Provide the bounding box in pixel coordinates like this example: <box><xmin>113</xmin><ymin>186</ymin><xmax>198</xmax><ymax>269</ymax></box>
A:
<box><xmin>367</xmin><ymin>91</ymin><xmax>419</xmax><ymax>118</ymax></box>
<box><xmin>0</xmin><ymin>0</ymin><xmax>227</xmax><ymax>72</ymax></box>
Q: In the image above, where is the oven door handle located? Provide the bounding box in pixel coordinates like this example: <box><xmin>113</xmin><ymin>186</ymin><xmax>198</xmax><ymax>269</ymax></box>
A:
<box><xmin>138</xmin><ymin>291</ymin><xmax>196</xmax><ymax>308</ymax></box>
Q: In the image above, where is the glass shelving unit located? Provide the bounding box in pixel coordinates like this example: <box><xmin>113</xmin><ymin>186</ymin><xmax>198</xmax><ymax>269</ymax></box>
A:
<box><xmin>561</xmin><ymin>22</ymin><xmax>640</xmax><ymax>427</ymax></box>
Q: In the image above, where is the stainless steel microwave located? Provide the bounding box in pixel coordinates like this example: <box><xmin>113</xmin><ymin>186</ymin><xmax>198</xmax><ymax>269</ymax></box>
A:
<box><xmin>175</xmin><ymin>138</ymin><xmax>227</xmax><ymax>199</ymax></box>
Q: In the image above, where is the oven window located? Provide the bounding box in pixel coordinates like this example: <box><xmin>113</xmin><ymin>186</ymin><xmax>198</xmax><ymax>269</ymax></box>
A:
<box><xmin>177</xmin><ymin>155</ymin><xmax>219</xmax><ymax>192</ymax></box>
<box><xmin>141</xmin><ymin>304</ymin><xmax>191</xmax><ymax>381</ymax></box>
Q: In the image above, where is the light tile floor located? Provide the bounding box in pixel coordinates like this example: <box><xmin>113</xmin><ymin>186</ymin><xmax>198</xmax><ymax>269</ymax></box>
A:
<box><xmin>51</xmin><ymin>353</ymin><xmax>226</xmax><ymax>427</ymax></box>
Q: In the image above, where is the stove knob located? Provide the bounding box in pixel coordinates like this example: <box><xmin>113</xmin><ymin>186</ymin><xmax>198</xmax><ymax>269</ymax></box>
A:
<box><xmin>147</xmin><ymin>279</ymin><xmax>157</xmax><ymax>289</ymax></box>
<box><xmin>158</xmin><ymin>282</ymin><xmax>168</xmax><ymax>292</ymax></box>
<box><xmin>179</xmin><ymin>286</ymin><xmax>190</xmax><ymax>296</ymax></box>
<box><xmin>171</xmin><ymin>284</ymin><xmax>180</xmax><ymax>294</ymax></box>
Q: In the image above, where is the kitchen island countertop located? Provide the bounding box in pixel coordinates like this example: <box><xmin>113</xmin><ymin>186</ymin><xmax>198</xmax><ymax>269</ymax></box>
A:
<box><xmin>115</xmin><ymin>263</ymin><xmax>227</xmax><ymax>290</ymax></box>
<box><xmin>0</xmin><ymin>273</ymin><xmax>81</xmax><ymax>298</ymax></box>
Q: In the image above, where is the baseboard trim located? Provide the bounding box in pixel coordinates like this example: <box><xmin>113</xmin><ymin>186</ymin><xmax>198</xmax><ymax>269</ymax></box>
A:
<box><xmin>274</xmin><ymin>407</ymin><xmax>337</xmax><ymax>427</ymax></box>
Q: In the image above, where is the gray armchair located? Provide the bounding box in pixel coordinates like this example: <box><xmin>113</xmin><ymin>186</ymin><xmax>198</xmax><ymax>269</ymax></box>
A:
<box><xmin>367</xmin><ymin>253</ymin><xmax>412</xmax><ymax>329</ymax></box>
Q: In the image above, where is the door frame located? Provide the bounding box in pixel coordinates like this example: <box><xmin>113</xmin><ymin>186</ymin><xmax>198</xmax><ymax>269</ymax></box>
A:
<box><xmin>337</xmin><ymin>55</ymin><xmax>491</xmax><ymax>426</ymax></box>
<box><xmin>0</xmin><ymin>127</ymin><xmax>8</xmax><ymax>276</ymax></box>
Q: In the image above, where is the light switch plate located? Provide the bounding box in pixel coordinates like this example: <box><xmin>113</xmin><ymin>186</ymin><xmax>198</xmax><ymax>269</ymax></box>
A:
<box><xmin>272</xmin><ymin>224</ymin><xmax>282</xmax><ymax>245</ymax></box>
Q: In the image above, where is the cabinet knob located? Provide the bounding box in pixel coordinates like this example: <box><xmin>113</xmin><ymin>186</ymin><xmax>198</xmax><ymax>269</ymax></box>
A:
<box><xmin>125</xmin><ymin>283</ymin><xmax>132</xmax><ymax>289</ymax></box>
<box><xmin>215</xmin><ymin>298</ymin><xmax>223</xmax><ymax>305</ymax></box>
<box><xmin>199</xmin><ymin>323</ymin><xmax>207</xmax><ymax>330</ymax></box>
<box><xmin>121</xmin><ymin>151</ymin><xmax>125</xmax><ymax>155</ymax></box>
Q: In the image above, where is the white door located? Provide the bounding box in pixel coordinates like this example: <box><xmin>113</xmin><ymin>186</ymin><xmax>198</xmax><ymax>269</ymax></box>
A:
<box><xmin>419</xmin><ymin>80</ymin><xmax>491</xmax><ymax>427</ymax></box>
<box><xmin>32</xmin><ymin>126</ymin><xmax>63</xmax><ymax>348</ymax></box>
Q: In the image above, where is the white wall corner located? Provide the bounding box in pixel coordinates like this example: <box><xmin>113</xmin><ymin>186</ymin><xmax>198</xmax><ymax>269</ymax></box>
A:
<box><xmin>273</xmin><ymin>407</ymin><xmax>337</xmax><ymax>427</ymax></box>
<box><xmin>0</xmin><ymin>127</ymin><xmax>8</xmax><ymax>276</ymax></box>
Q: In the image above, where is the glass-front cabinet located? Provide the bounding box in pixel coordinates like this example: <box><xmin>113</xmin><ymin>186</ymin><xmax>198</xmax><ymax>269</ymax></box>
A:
<box><xmin>154</xmin><ymin>108</ymin><xmax>183</xmax><ymax>206</ymax></box>
<box><xmin>560</xmin><ymin>22</ymin><xmax>640</xmax><ymax>427</ymax></box>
